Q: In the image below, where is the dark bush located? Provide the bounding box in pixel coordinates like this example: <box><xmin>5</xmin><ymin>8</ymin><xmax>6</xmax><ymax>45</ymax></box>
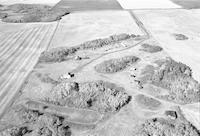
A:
<box><xmin>173</xmin><ymin>33</ymin><xmax>189</xmax><ymax>40</ymax></box>
<box><xmin>137</xmin><ymin>117</ymin><xmax>200</xmax><ymax>136</ymax></box>
<box><xmin>79</xmin><ymin>33</ymin><xmax>136</xmax><ymax>50</ymax></box>
<box><xmin>39</xmin><ymin>47</ymin><xmax>78</xmax><ymax>63</ymax></box>
<box><xmin>95</xmin><ymin>56</ymin><xmax>140</xmax><ymax>73</ymax></box>
<box><xmin>39</xmin><ymin>33</ymin><xmax>137</xmax><ymax>63</ymax></box>
<box><xmin>140</xmin><ymin>43</ymin><xmax>163</xmax><ymax>53</ymax></box>
<box><xmin>46</xmin><ymin>81</ymin><xmax>131</xmax><ymax>113</ymax></box>
<box><xmin>140</xmin><ymin>59</ymin><xmax>200</xmax><ymax>104</ymax></box>
<box><xmin>9</xmin><ymin>127</ymin><xmax>31</xmax><ymax>136</ymax></box>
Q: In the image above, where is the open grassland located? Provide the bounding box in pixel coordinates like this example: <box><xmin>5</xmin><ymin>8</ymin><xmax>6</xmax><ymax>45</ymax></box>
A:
<box><xmin>135</xmin><ymin>9</ymin><xmax>200</xmax><ymax>82</ymax></box>
<box><xmin>0</xmin><ymin>23</ymin><xmax>57</xmax><ymax>118</ymax></box>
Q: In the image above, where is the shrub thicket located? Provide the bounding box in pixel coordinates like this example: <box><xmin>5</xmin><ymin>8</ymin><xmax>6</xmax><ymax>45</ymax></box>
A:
<box><xmin>45</xmin><ymin>81</ymin><xmax>131</xmax><ymax>113</ymax></box>
<box><xmin>140</xmin><ymin>59</ymin><xmax>200</xmax><ymax>104</ymax></box>
<box><xmin>95</xmin><ymin>56</ymin><xmax>140</xmax><ymax>73</ymax></box>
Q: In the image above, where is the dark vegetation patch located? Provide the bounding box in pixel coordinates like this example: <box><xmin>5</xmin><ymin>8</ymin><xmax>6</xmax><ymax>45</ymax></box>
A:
<box><xmin>8</xmin><ymin>126</ymin><xmax>31</xmax><ymax>136</ymax></box>
<box><xmin>18</xmin><ymin>107</ymin><xmax>41</xmax><ymax>123</ymax></box>
<box><xmin>95</xmin><ymin>56</ymin><xmax>140</xmax><ymax>73</ymax></box>
<box><xmin>135</xmin><ymin>94</ymin><xmax>161</xmax><ymax>110</ymax></box>
<box><xmin>39</xmin><ymin>46</ymin><xmax>78</xmax><ymax>63</ymax></box>
<box><xmin>140</xmin><ymin>59</ymin><xmax>200</xmax><ymax>104</ymax></box>
<box><xmin>0</xmin><ymin>4</ymin><xmax>69</xmax><ymax>23</ymax></box>
<box><xmin>54</xmin><ymin>0</ymin><xmax>122</xmax><ymax>12</ymax></box>
<box><xmin>39</xmin><ymin>33</ymin><xmax>137</xmax><ymax>63</ymax></box>
<box><xmin>45</xmin><ymin>81</ymin><xmax>131</xmax><ymax>113</ymax></box>
<box><xmin>4</xmin><ymin>107</ymin><xmax>72</xmax><ymax>136</ymax></box>
<box><xmin>170</xmin><ymin>0</ymin><xmax>200</xmax><ymax>9</ymax></box>
<box><xmin>140</xmin><ymin>43</ymin><xmax>163</xmax><ymax>53</ymax></box>
<box><xmin>79</xmin><ymin>33</ymin><xmax>136</xmax><ymax>50</ymax></box>
<box><xmin>136</xmin><ymin>117</ymin><xmax>200</xmax><ymax>136</ymax></box>
<box><xmin>173</xmin><ymin>33</ymin><xmax>189</xmax><ymax>40</ymax></box>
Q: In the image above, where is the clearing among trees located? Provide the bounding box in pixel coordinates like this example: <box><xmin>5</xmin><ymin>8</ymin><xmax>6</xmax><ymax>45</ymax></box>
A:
<box><xmin>135</xmin><ymin>94</ymin><xmax>162</xmax><ymax>110</ymax></box>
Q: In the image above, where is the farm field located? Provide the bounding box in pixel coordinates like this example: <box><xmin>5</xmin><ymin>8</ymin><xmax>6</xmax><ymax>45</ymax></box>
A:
<box><xmin>116</xmin><ymin>0</ymin><xmax>181</xmax><ymax>9</ymax></box>
<box><xmin>50</xmin><ymin>10</ymin><xmax>144</xmax><ymax>49</ymax></box>
<box><xmin>0</xmin><ymin>0</ymin><xmax>200</xmax><ymax>136</ymax></box>
<box><xmin>0</xmin><ymin>22</ymin><xmax>58</xmax><ymax>118</ymax></box>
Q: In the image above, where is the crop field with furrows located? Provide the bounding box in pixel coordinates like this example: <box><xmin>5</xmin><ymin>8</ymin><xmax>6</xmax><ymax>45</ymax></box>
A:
<box><xmin>0</xmin><ymin>23</ymin><xmax>57</xmax><ymax>118</ymax></box>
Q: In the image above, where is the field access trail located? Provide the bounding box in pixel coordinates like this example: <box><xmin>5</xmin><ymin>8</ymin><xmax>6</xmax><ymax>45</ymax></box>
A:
<box><xmin>0</xmin><ymin>22</ymin><xmax>58</xmax><ymax>118</ymax></box>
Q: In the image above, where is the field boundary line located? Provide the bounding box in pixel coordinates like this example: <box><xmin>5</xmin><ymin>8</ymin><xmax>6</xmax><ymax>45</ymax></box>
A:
<box><xmin>46</xmin><ymin>21</ymin><xmax>60</xmax><ymax>50</ymax></box>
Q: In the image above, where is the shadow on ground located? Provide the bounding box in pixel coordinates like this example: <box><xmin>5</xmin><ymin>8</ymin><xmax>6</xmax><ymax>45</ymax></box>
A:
<box><xmin>54</xmin><ymin>0</ymin><xmax>122</xmax><ymax>12</ymax></box>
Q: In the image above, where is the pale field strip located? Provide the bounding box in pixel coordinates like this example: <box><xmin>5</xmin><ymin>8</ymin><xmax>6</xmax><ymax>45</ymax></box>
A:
<box><xmin>116</xmin><ymin>0</ymin><xmax>181</xmax><ymax>9</ymax></box>
<box><xmin>0</xmin><ymin>22</ymin><xmax>58</xmax><ymax>117</ymax></box>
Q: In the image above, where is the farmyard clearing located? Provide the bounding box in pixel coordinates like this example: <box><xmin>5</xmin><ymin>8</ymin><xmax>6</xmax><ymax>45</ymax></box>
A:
<box><xmin>0</xmin><ymin>0</ymin><xmax>200</xmax><ymax>136</ymax></box>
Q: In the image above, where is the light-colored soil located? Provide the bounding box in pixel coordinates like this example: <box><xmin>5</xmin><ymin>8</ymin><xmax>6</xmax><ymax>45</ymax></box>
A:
<box><xmin>116</xmin><ymin>0</ymin><xmax>181</xmax><ymax>9</ymax></box>
<box><xmin>181</xmin><ymin>103</ymin><xmax>200</xmax><ymax>130</ymax></box>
